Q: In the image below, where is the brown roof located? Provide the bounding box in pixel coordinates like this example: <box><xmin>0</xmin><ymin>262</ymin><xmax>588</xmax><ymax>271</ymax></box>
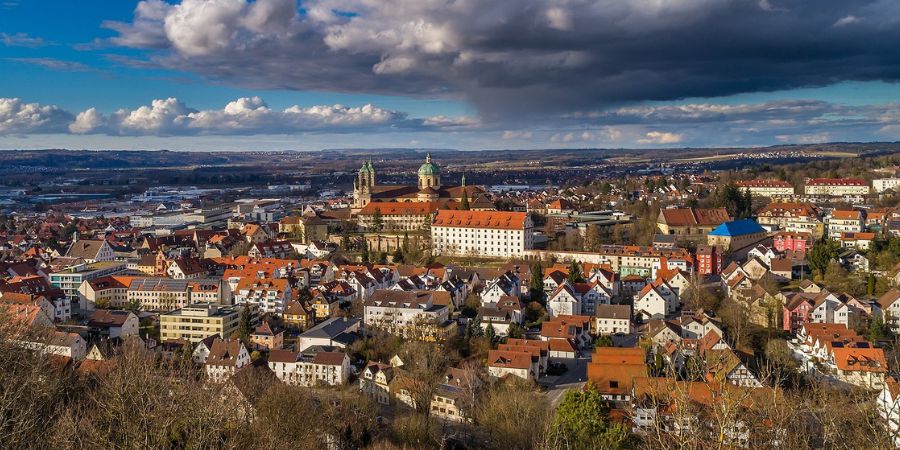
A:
<box><xmin>878</xmin><ymin>289</ymin><xmax>900</xmax><ymax>309</ymax></box>
<box><xmin>312</xmin><ymin>351</ymin><xmax>347</xmax><ymax>366</ymax></box>
<box><xmin>832</xmin><ymin>347</ymin><xmax>887</xmax><ymax>373</ymax></box>
<box><xmin>433</xmin><ymin>210</ymin><xmax>528</xmax><ymax>230</ymax></box>
<box><xmin>587</xmin><ymin>347</ymin><xmax>647</xmax><ymax>395</ymax></box>
<box><xmin>660</xmin><ymin>208</ymin><xmax>730</xmax><ymax>227</ymax></box>
<box><xmin>207</xmin><ymin>339</ymin><xmax>246</xmax><ymax>366</ymax></box>
<box><xmin>358</xmin><ymin>201</ymin><xmax>442</xmax><ymax>216</ymax></box>
<box><xmin>487</xmin><ymin>350</ymin><xmax>532</xmax><ymax>370</ymax></box>
<box><xmin>594</xmin><ymin>304</ymin><xmax>631</xmax><ymax>320</ymax></box>
<box><xmin>65</xmin><ymin>240</ymin><xmax>106</xmax><ymax>259</ymax></box>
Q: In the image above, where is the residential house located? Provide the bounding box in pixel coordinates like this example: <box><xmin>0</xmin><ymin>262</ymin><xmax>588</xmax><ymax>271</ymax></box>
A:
<box><xmin>593</xmin><ymin>304</ymin><xmax>632</xmax><ymax>335</ymax></box>
<box><xmin>296</xmin><ymin>317</ymin><xmax>361</xmax><ymax>351</ymax></box>
<box><xmin>205</xmin><ymin>338</ymin><xmax>251</xmax><ymax>382</ymax></box>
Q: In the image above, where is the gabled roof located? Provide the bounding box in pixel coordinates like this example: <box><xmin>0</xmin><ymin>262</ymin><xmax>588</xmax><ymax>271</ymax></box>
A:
<box><xmin>487</xmin><ymin>350</ymin><xmax>532</xmax><ymax>370</ymax></box>
<box><xmin>878</xmin><ymin>289</ymin><xmax>900</xmax><ymax>309</ymax></box>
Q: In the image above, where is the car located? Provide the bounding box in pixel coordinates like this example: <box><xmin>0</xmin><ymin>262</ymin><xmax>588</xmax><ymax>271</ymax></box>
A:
<box><xmin>546</xmin><ymin>362</ymin><xmax>568</xmax><ymax>376</ymax></box>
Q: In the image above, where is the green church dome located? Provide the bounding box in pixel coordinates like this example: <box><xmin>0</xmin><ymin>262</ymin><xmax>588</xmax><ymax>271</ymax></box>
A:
<box><xmin>417</xmin><ymin>153</ymin><xmax>440</xmax><ymax>176</ymax></box>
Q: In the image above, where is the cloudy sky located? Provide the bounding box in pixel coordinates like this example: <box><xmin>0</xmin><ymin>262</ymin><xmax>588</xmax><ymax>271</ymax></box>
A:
<box><xmin>2</xmin><ymin>0</ymin><xmax>900</xmax><ymax>151</ymax></box>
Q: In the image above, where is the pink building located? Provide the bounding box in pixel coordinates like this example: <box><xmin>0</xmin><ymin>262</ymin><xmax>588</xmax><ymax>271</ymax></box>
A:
<box><xmin>695</xmin><ymin>245</ymin><xmax>722</xmax><ymax>276</ymax></box>
<box><xmin>773</xmin><ymin>231</ymin><xmax>810</xmax><ymax>253</ymax></box>
<box><xmin>783</xmin><ymin>295</ymin><xmax>814</xmax><ymax>333</ymax></box>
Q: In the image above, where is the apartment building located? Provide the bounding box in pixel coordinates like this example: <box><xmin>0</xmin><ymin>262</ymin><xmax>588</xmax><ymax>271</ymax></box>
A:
<box><xmin>736</xmin><ymin>179</ymin><xmax>794</xmax><ymax>197</ymax></box>
<box><xmin>364</xmin><ymin>290</ymin><xmax>450</xmax><ymax>340</ymax></box>
<box><xmin>159</xmin><ymin>302</ymin><xmax>241</xmax><ymax>343</ymax></box>
<box><xmin>804</xmin><ymin>178</ymin><xmax>870</xmax><ymax>196</ymax></box>
<box><xmin>431</xmin><ymin>210</ymin><xmax>533</xmax><ymax>258</ymax></box>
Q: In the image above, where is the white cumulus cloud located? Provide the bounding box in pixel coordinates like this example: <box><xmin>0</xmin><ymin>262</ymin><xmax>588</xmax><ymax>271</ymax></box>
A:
<box><xmin>637</xmin><ymin>131</ymin><xmax>683</xmax><ymax>145</ymax></box>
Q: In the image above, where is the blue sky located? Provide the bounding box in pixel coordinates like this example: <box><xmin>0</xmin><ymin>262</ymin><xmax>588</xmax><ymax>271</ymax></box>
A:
<box><xmin>2</xmin><ymin>0</ymin><xmax>900</xmax><ymax>151</ymax></box>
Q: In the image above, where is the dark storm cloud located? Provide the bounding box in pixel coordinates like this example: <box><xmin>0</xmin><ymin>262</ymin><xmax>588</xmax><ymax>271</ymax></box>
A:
<box><xmin>102</xmin><ymin>0</ymin><xmax>900</xmax><ymax>118</ymax></box>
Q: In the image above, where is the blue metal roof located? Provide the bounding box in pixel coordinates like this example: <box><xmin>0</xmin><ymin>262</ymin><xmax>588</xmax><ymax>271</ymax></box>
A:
<box><xmin>708</xmin><ymin>219</ymin><xmax>765</xmax><ymax>237</ymax></box>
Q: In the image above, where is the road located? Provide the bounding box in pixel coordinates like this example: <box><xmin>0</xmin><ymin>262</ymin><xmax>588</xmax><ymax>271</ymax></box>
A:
<box><xmin>540</xmin><ymin>354</ymin><xmax>590</xmax><ymax>407</ymax></box>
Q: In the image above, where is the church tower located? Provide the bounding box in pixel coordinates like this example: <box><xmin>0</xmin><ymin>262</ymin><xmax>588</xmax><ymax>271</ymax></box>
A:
<box><xmin>417</xmin><ymin>153</ymin><xmax>441</xmax><ymax>190</ymax></box>
<box><xmin>353</xmin><ymin>160</ymin><xmax>375</xmax><ymax>209</ymax></box>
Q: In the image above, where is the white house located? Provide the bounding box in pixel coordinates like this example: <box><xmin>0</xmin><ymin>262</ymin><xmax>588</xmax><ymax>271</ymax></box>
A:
<box><xmin>267</xmin><ymin>349</ymin><xmax>350</xmax><ymax>386</ymax></box>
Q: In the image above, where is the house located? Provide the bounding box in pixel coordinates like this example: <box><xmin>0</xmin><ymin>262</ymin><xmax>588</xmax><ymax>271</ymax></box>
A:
<box><xmin>364</xmin><ymin>290</ymin><xmax>451</xmax><ymax>340</ymax></box>
<box><xmin>586</xmin><ymin>347</ymin><xmax>647</xmax><ymax>403</ymax></box>
<box><xmin>233</xmin><ymin>278</ymin><xmax>291</xmax><ymax>315</ymax></box>
<box><xmin>773</xmin><ymin>231</ymin><xmax>811</xmax><ymax>253</ymax></box>
<box><xmin>878</xmin><ymin>289</ymin><xmax>900</xmax><ymax>331</ymax></box>
<box><xmin>839</xmin><ymin>232</ymin><xmax>876</xmax><ymax>251</ymax></box>
<box><xmin>783</xmin><ymin>294</ymin><xmax>814</xmax><ymax>333</ymax></box>
<box><xmin>486</xmin><ymin>349</ymin><xmax>535</xmax><ymax>381</ymax></box>
<box><xmin>757</xmin><ymin>202</ymin><xmax>823</xmax><ymax>238</ymax></box>
<box><xmin>827</xmin><ymin>210</ymin><xmax>864</xmax><ymax>239</ymax></box>
<box><xmin>634</xmin><ymin>280</ymin><xmax>679</xmax><ymax>320</ymax></box>
<box><xmin>267</xmin><ymin>349</ymin><xmax>349</xmax><ymax>387</ymax></box>
<box><xmin>296</xmin><ymin>317</ymin><xmax>361</xmax><ymax>351</ymax></box>
<box><xmin>838</xmin><ymin>249</ymin><xmax>870</xmax><ymax>273</ymax></box>
<box><xmin>166</xmin><ymin>258</ymin><xmax>209</xmax><ymax>279</ymax></box>
<box><xmin>769</xmin><ymin>258</ymin><xmax>793</xmax><ymax>282</ymax></box>
<box><xmin>250</xmin><ymin>320</ymin><xmax>284</xmax><ymax>351</ymax></box>
<box><xmin>657</xmin><ymin>207</ymin><xmax>731</xmax><ymax>241</ymax></box>
<box><xmin>695</xmin><ymin>245</ymin><xmax>723</xmax><ymax>276</ymax></box>
<box><xmin>805</xmin><ymin>178</ymin><xmax>870</xmax><ymax>196</ymax></box>
<box><xmin>703</xmin><ymin>349</ymin><xmax>762</xmax><ymax>387</ymax></box>
<box><xmin>830</xmin><ymin>346</ymin><xmax>887</xmax><ymax>389</ymax></box>
<box><xmin>360</xmin><ymin>361</ymin><xmax>394</xmax><ymax>404</ymax></box>
<box><xmin>594</xmin><ymin>304</ymin><xmax>632</xmax><ymax>335</ymax></box>
<box><xmin>877</xmin><ymin>377</ymin><xmax>900</xmax><ymax>449</ymax></box>
<box><xmin>540</xmin><ymin>315</ymin><xmax>592</xmax><ymax>348</ymax></box>
<box><xmin>431</xmin><ymin>210</ymin><xmax>534</xmax><ymax>258</ymax></box>
<box><xmin>498</xmin><ymin>339</ymin><xmax>550</xmax><ymax>374</ymax></box>
<box><xmin>282</xmin><ymin>300</ymin><xmax>313</xmax><ymax>331</ymax></box>
<box><xmin>430</xmin><ymin>367</ymin><xmax>480</xmax><ymax>423</ymax></box>
<box><xmin>87</xmin><ymin>309</ymin><xmax>139</xmax><ymax>340</ymax></box>
<box><xmin>204</xmin><ymin>338</ymin><xmax>250</xmax><ymax>382</ymax></box>
<box><xmin>65</xmin><ymin>239</ymin><xmax>114</xmax><ymax>263</ymax></box>
<box><xmin>707</xmin><ymin>219</ymin><xmax>767</xmax><ymax>252</ymax></box>
<box><xmin>478</xmin><ymin>295</ymin><xmax>523</xmax><ymax>336</ymax></box>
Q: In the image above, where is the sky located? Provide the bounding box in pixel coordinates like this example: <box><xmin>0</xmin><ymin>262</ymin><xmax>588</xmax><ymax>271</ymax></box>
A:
<box><xmin>2</xmin><ymin>0</ymin><xmax>900</xmax><ymax>151</ymax></box>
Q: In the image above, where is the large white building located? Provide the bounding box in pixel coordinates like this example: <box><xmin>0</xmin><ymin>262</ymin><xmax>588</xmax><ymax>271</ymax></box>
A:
<box><xmin>873</xmin><ymin>178</ymin><xmax>900</xmax><ymax>193</ymax></box>
<box><xmin>364</xmin><ymin>290</ymin><xmax>450</xmax><ymax>339</ymax></box>
<box><xmin>804</xmin><ymin>178</ymin><xmax>870</xmax><ymax>196</ymax></box>
<box><xmin>431</xmin><ymin>210</ymin><xmax>533</xmax><ymax>258</ymax></box>
<box><xmin>735</xmin><ymin>180</ymin><xmax>794</xmax><ymax>197</ymax></box>
<box><xmin>267</xmin><ymin>349</ymin><xmax>350</xmax><ymax>387</ymax></box>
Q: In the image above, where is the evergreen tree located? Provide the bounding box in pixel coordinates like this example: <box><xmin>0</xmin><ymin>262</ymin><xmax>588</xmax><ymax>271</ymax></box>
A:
<box><xmin>529</xmin><ymin>262</ymin><xmax>545</xmax><ymax>302</ymax></box>
<box><xmin>460</xmin><ymin>189</ymin><xmax>470</xmax><ymax>210</ymax></box>
<box><xmin>372</xmin><ymin>207</ymin><xmax>384</xmax><ymax>232</ymax></box>
<box><xmin>551</xmin><ymin>386</ymin><xmax>635</xmax><ymax>449</ymax></box>
<box><xmin>484</xmin><ymin>320</ymin><xmax>496</xmax><ymax>344</ymax></box>
<box><xmin>567</xmin><ymin>261</ymin><xmax>584</xmax><ymax>283</ymax></box>
<box><xmin>507</xmin><ymin>322</ymin><xmax>522</xmax><ymax>339</ymax></box>
<box><xmin>238</xmin><ymin>307</ymin><xmax>251</xmax><ymax>345</ymax></box>
<box><xmin>391</xmin><ymin>246</ymin><xmax>404</xmax><ymax>263</ymax></box>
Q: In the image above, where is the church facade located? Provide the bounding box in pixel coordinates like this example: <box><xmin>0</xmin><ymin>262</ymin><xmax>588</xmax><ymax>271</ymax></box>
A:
<box><xmin>351</xmin><ymin>153</ymin><xmax>488</xmax><ymax>213</ymax></box>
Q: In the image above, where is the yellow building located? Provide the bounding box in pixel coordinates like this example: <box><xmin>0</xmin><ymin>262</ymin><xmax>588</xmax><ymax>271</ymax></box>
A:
<box><xmin>159</xmin><ymin>303</ymin><xmax>241</xmax><ymax>343</ymax></box>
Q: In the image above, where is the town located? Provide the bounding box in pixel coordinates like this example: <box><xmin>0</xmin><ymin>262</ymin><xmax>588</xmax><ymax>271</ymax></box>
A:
<box><xmin>1</xmin><ymin>149</ymin><xmax>900</xmax><ymax>449</ymax></box>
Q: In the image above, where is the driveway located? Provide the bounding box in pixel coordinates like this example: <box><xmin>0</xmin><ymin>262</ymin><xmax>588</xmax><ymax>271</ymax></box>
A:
<box><xmin>540</xmin><ymin>355</ymin><xmax>590</xmax><ymax>407</ymax></box>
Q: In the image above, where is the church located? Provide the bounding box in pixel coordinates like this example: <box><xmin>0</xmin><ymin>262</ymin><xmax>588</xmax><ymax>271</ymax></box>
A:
<box><xmin>351</xmin><ymin>153</ymin><xmax>489</xmax><ymax>213</ymax></box>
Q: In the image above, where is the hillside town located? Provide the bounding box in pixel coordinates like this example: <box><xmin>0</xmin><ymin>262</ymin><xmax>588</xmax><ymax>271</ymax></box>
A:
<box><xmin>3</xmin><ymin>151</ymin><xmax>900</xmax><ymax>449</ymax></box>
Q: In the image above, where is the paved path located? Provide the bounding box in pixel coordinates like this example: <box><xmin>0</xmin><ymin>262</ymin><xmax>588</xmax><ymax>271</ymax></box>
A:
<box><xmin>540</xmin><ymin>355</ymin><xmax>589</xmax><ymax>407</ymax></box>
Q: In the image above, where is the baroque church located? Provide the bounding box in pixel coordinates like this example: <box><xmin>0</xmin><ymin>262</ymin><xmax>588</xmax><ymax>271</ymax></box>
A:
<box><xmin>351</xmin><ymin>153</ymin><xmax>487</xmax><ymax>212</ymax></box>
